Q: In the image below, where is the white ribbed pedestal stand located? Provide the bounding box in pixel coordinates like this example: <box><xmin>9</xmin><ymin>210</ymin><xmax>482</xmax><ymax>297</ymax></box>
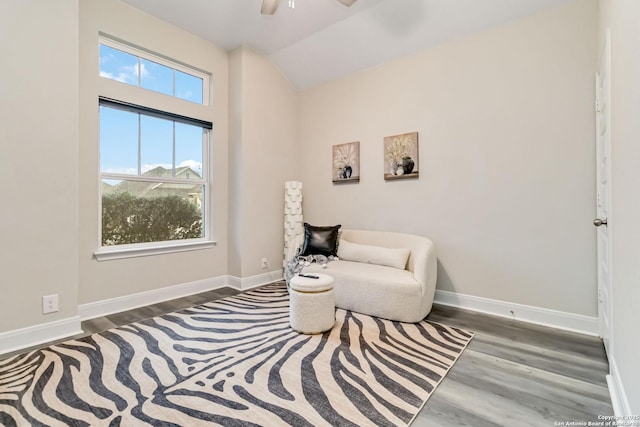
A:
<box><xmin>283</xmin><ymin>181</ymin><xmax>303</xmax><ymax>267</ymax></box>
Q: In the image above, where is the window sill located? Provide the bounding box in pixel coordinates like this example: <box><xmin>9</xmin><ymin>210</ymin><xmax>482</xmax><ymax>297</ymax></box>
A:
<box><xmin>94</xmin><ymin>240</ymin><xmax>216</xmax><ymax>261</ymax></box>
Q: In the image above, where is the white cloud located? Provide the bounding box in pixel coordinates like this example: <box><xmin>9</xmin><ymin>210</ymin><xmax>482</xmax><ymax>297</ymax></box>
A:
<box><xmin>102</xmin><ymin>167</ymin><xmax>138</xmax><ymax>175</ymax></box>
<box><xmin>178</xmin><ymin>160</ymin><xmax>202</xmax><ymax>172</ymax></box>
<box><xmin>100</xmin><ymin>53</ymin><xmax>114</xmax><ymax>65</ymax></box>
<box><xmin>177</xmin><ymin>90</ymin><xmax>194</xmax><ymax>101</ymax></box>
<box><xmin>133</xmin><ymin>62</ymin><xmax>150</xmax><ymax>79</ymax></box>
<box><xmin>100</xmin><ymin>62</ymin><xmax>149</xmax><ymax>84</ymax></box>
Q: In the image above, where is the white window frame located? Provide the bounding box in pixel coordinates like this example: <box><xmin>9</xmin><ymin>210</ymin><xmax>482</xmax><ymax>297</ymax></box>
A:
<box><xmin>99</xmin><ymin>37</ymin><xmax>210</xmax><ymax>106</ymax></box>
<box><xmin>95</xmin><ymin>36</ymin><xmax>215</xmax><ymax>261</ymax></box>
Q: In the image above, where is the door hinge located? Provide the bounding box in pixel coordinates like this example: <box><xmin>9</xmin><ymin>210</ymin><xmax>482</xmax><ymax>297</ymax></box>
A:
<box><xmin>595</xmin><ymin>97</ymin><xmax>601</xmax><ymax>113</ymax></box>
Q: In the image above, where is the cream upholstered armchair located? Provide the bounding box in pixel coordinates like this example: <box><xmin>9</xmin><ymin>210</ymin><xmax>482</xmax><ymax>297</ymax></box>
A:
<box><xmin>288</xmin><ymin>229</ymin><xmax>437</xmax><ymax>323</ymax></box>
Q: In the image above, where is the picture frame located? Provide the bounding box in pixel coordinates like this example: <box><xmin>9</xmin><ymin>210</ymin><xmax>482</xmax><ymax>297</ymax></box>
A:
<box><xmin>384</xmin><ymin>132</ymin><xmax>419</xmax><ymax>180</ymax></box>
<box><xmin>332</xmin><ymin>141</ymin><xmax>360</xmax><ymax>184</ymax></box>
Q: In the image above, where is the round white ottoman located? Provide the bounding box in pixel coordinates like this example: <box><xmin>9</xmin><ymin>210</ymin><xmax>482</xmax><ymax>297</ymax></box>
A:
<box><xmin>289</xmin><ymin>273</ymin><xmax>335</xmax><ymax>334</ymax></box>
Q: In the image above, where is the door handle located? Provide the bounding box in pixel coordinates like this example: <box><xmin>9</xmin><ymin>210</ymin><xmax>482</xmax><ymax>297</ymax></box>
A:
<box><xmin>594</xmin><ymin>218</ymin><xmax>608</xmax><ymax>227</ymax></box>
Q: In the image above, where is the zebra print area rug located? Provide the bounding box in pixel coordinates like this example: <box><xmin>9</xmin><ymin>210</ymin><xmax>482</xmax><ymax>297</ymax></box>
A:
<box><xmin>0</xmin><ymin>283</ymin><xmax>472</xmax><ymax>426</ymax></box>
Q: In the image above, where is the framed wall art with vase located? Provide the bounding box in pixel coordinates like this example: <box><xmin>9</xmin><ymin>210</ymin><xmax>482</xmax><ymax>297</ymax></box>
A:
<box><xmin>332</xmin><ymin>141</ymin><xmax>360</xmax><ymax>184</ymax></box>
<box><xmin>384</xmin><ymin>132</ymin><xmax>419</xmax><ymax>180</ymax></box>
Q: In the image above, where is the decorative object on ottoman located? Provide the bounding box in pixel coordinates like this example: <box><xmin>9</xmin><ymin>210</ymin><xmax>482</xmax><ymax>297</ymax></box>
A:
<box><xmin>289</xmin><ymin>273</ymin><xmax>335</xmax><ymax>334</ymax></box>
<box><xmin>284</xmin><ymin>253</ymin><xmax>332</xmax><ymax>286</ymax></box>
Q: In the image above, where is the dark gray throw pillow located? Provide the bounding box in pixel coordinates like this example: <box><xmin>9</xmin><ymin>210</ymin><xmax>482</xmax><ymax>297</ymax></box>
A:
<box><xmin>300</xmin><ymin>223</ymin><xmax>341</xmax><ymax>257</ymax></box>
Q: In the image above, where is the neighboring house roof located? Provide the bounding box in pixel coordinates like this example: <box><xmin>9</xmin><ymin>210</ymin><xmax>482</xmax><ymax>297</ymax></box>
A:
<box><xmin>103</xmin><ymin>166</ymin><xmax>202</xmax><ymax>198</ymax></box>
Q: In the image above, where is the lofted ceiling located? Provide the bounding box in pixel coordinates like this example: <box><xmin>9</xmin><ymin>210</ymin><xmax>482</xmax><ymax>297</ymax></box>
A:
<box><xmin>120</xmin><ymin>0</ymin><xmax>574</xmax><ymax>90</ymax></box>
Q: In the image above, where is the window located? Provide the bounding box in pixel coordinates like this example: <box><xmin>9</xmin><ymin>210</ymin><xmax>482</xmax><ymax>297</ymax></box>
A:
<box><xmin>99</xmin><ymin>41</ymin><xmax>206</xmax><ymax>104</ymax></box>
<box><xmin>97</xmin><ymin>37</ymin><xmax>212</xmax><ymax>256</ymax></box>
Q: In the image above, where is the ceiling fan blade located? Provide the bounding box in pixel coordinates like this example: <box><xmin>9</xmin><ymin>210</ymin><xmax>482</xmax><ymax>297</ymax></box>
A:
<box><xmin>261</xmin><ymin>0</ymin><xmax>281</xmax><ymax>15</ymax></box>
<box><xmin>336</xmin><ymin>0</ymin><xmax>357</xmax><ymax>6</ymax></box>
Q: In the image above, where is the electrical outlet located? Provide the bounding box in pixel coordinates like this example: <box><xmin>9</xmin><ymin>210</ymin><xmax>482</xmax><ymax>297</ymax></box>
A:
<box><xmin>261</xmin><ymin>258</ymin><xmax>269</xmax><ymax>269</ymax></box>
<box><xmin>42</xmin><ymin>294</ymin><xmax>59</xmax><ymax>314</ymax></box>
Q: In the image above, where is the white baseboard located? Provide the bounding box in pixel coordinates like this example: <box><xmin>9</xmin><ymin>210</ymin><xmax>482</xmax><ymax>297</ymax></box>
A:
<box><xmin>79</xmin><ymin>275</ymin><xmax>229</xmax><ymax>320</ymax></box>
<box><xmin>231</xmin><ymin>269</ymin><xmax>283</xmax><ymax>290</ymax></box>
<box><xmin>72</xmin><ymin>269</ymin><xmax>282</xmax><ymax>324</ymax></box>
<box><xmin>434</xmin><ymin>290</ymin><xmax>599</xmax><ymax>336</ymax></box>
<box><xmin>2</xmin><ymin>271</ymin><xmax>285</xmax><ymax>357</ymax></box>
<box><xmin>0</xmin><ymin>316</ymin><xmax>82</xmax><ymax>357</ymax></box>
<box><xmin>607</xmin><ymin>356</ymin><xmax>632</xmax><ymax>417</ymax></box>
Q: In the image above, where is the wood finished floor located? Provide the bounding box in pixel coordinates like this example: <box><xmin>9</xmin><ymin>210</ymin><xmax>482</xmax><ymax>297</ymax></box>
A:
<box><xmin>417</xmin><ymin>305</ymin><xmax>612</xmax><ymax>426</ymax></box>
<box><xmin>2</xmin><ymin>283</ymin><xmax>612</xmax><ymax>426</ymax></box>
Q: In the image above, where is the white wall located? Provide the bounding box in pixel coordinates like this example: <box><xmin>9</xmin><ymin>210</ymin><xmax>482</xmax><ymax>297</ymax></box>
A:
<box><xmin>0</xmin><ymin>0</ymin><xmax>80</xmax><ymax>332</ymax></box>
<box><xmin>228</xmin><ymin>49</ymin><xmax>244</xmax><ymax>278</ymax></box>
<box><xmin>228</xmin><ymin>46</ymin><xmax>298</xmax><ymax>278</ymax></box>
<box><xmin>78</xmin><ymin>0</ymin><xmax>230</xmax><ymax>304</ymax></box>
<box><xmin>298</xmin><ymin>0</ymin><xmax>598</xmax><ymax>316</ymax></box>
<box><xmin>598</xmin><ymin>0</ymin><xmax>640</xmax><ymax>415</ymax></box>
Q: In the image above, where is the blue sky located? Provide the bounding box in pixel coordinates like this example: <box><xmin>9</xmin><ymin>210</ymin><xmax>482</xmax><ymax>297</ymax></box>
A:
<box><xmin>99</xmin><ymin>44</ymin><xmax>204</xmax><ymax>178</ymax></box>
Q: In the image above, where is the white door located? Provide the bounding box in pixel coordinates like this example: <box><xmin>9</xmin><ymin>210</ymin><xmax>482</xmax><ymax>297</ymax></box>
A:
<box><xmin>595</xmin><ymin>29</ymin><xmax>612</xmax><ymax>356</ymax></box>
